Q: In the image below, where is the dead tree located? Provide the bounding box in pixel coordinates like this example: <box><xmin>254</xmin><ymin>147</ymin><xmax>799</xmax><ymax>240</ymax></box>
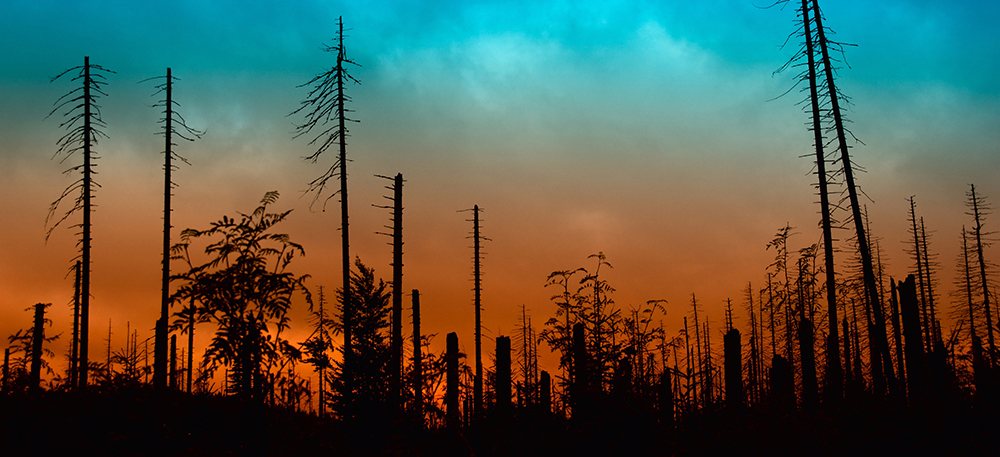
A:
<box><xmin>293</xmin><ymin>16</ymin><xmax>361</xmax><ymax>375</ymax></box>
<box><xmin>29</xmin><ymin>303</ymin><xmax>52</xmax><ymax>393</ymax></box>
<box><xmin>376</xmin><ymin>172</ymin><xmax>404</xmax><ymax>411</ymax></box>
<box><xmin>460</xmin><ymin>204</ymin><xmax>488</xmax><ymax>417</ymax></box>
<box><xmin>446</xmin><ymin>332</ymin><xmax>460</xmax><ymax>428</ymax></box>
<box><xmin>144</xmin><ymin>67</ymin><xmax>203</xmax><ymax>390</ymax></box>
<box><xmin>70</xmin><ymin>260</ymin><xmax>82</xmax><ymax>388</ymax></box>
<box><xmin>495</xmin><ymin>336</ymin><xmax>512</xmax><ymax>415</ymax></box>
<box><xmin>890</xmin><ymin>279</ymin><xmax>907</xmax><ymax>393</ymax></box>
<box><xmin>900</xmin><ymin>275</ymin><xmax>925</xmax><ymax>401</ymax></box>
<box><xmin>411</xmin><ymin>290</ymin><xmax>423</xmax><ymax>423</ymax></box>
<box><xmin>967</xmin><ymin>184</ymin><xmax>996</xmax><ymax>366</ymax></box>
<box><xmin>539</xmin><ymin>370</ymin><xmax>552</xmax><ymax>414</ymax></box>
<box><xmin>796</xmin><ymin>0</ymin><xmax>842</xmax><ymax>402</ymax></box>
<box><xmin>920</xmin><ymin>217</ymin><xmax>942</xmax><ymax>346</ymax></box>
<box><xmin>723</xmin><ymin>316</ymin><xmax>743</xmax><ymax>409</ymax></box>
<box><xmin>46</xmin><ymin>57</ymin><xmax>114</xmax><ymax>387</ymax></box>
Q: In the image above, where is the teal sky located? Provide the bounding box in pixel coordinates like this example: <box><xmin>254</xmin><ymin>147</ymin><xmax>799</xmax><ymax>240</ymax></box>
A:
<box><xmin>1</xmin><ymin>0</ymin><xmax>998</xmax><ymax>376</ymax></box>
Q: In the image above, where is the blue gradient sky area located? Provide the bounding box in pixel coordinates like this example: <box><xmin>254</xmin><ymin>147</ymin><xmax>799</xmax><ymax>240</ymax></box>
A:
<box><xmin>1</xmin><ymin>0</ymin><xmax>998</xmax><ymax>376</ymax></box>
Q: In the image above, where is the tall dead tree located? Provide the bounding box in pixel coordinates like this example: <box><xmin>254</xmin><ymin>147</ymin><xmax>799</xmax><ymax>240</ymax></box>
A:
<box><xmin>920</xmin><ymin>218</ymin><xmax>942</xmax><ymax>345</ymax></box>
<box><xmin>907</xmin><ymin>197</ymin><xmax>932</xmax><ymax>351</ymax></box>
<box><xmin>461</xmin><ymin>204</ymin><xmax>487</xmax><ymax>417</ymax></box>
<box><xmin>376</xmin><ymin>173</ymin><xmax>404</xmax><ymax>411</ymax></box>
<box><xmin>967</xmin><ymin>184</ymin><xmax>995</xmax><ymax>366</ymax></box>
<box><xmin>145</xmin><ymin>67</ymin><xmax>203</xmax><ymax>390</ymax></box>
<box><xmin>47</xmin><ymin>57</ymin><xmax>114</xmax><ymax>387</ymax></box>
<box><xmin>808</xmin><ymin>0</ymin><xmax>890</xmax><ymax>396</ymax></box>
<box><xmin>293</xmin><ymin>16</ymin><xmax>360</xmax><ymax>375</ymax></box>
<box><xmin>797</xmin><ymin>0</ymin><xmax>842</xmax><ymax>402</ymax></box>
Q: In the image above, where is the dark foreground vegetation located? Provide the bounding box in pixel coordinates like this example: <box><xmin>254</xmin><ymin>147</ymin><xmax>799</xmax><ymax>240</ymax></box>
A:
<box><xmin>3</xmin><ymin>388</ymin><xmax>998</xmax><ymax>456</ymax></box>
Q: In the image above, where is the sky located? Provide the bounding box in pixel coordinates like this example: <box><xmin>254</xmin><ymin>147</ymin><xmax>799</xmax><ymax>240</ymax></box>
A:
<box><xmin>1</xmin><ymin>0</ymin><xmax>999</xmax><ymax>383</ymax></box>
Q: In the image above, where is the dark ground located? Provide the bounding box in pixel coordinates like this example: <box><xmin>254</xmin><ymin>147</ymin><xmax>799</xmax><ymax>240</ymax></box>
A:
<box><xmin>2</xmin><ymin>390</ymin><xmax>997</xmax><ymax>456</ymax></box>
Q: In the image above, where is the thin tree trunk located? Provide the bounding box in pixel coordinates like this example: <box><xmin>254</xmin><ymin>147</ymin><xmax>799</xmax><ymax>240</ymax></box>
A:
<box><xmin>390</xmin><ymin>173</ymin><xmax>403</xmax><ymax>412</ymax></box>
<box><xmin>812</xmin><ymin>0</ymin><xmax>884</xmax><ymax>395</ymax></box>
<box><xmin>970</xmin><ymin>185</ymin><xmax>995</xmax><ymax>366</ymax></box>
<box><xmin>800</xmin><ymin>0</ymin><xmax>841</xmax><ymax>403</ymax></box>
<box><xmin>156</xmin><ymin>68</ymin><xmax>173</xmax><ymax>390</ymax></box>
<box><xmin>80</xmin><ymin>57</ymin><xmax>93</xmax><ymax>387</ymax></box>
<box><xmin>30</xmin><ymin>303</ymin><xmax>47</xmax><ymax>393</ymax></box>
<box><xmin>472</xmin><ymin>205</ymin><xmax>483</xmax><ymax>418</ymax></box>
<box><xmin>187</xmin><ymin>307</ymin><xmax>194</xmax><ymax>394</ymax></box>
<box><xmin>412</xmin><ymin>289</ymin><xmax>423</xmax><ymax>424</ymax></box>
<box><xmin>446</xmin><ymin>332</ymin><xmax>459</xmax><ymax>428</ymax></box>
<box><xmin>920</xmin><ymin>218</ymin><xmax>941</xmax><ymax>346</ymax></box>
<box><xmin>71</xmin><ymin>261</ymin><xmax>81</xmax><ymax>388</ymax></box>
<box><xmin>890</xmin><ymin>279</ymin><xmax>906</xmax><ymax>394</ymax></box>
<box><xmin>908</xmin><ymin>197</ymin><xmax>931</xmax><ymax>352</ymax></box>
<box><xmin>336</xmin><ymin>18</ymin><xmax>354</xmax><ymax>385</ymax></box>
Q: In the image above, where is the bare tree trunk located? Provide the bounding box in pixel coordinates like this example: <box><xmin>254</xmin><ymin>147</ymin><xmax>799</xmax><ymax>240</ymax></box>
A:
<box><xmin>724</xmin><ymin>327</ymin><xmax>743</xmax><ymax>409</ymax></box>
<box><xmin>472</xmin><ymin>205</ymin><xmax>483</xmax><ymax>418</ymax></box>
<box><xmin>800</xmin><ymin>0</ymin><xmax>841</xmax><ymax>403</ymax></box>
<box><xmin>812</xmin><ymin>0</ymin><xmax>885</xmax><ymax>397</ymax></box>
<box><xmin>539</xmin><ymin>370</ymin><xmax>551</xmax><ymax>414</ymax></box>
<box><xmin>920</xmin><ymin>218</ymin><xmax>941</xmax><ymax>346</ymax></box>
<box><xmin>30</xmin><ymin>303</ymin><xmax>47</xmax><ymax>393</ymax></box>
<box><xmin>170</xmin><ymin>334</ymin><xmax>178</xmax><ymax>390</ymax></box>
<box><xmin>79</xmin><ymin>57</ymin><xmax>93</xmax><ymax>388</ymax></box>
<box><xmin>446</xmin><ymin>332</ymin><xmax>459</xmax><ymax>428</ymax></box>
<box><xmin>969</xmin><ymin>185</ymin><xmax>995</xmax><ymax>366</ymax></box>
<box><xmin>412</xmin><ymin>290</ymin><xmax>423</xmax><ymax>424</ymax></box>
<box><xmin>572</xmin><ymin>322</ymin><xmax>590</xmax><ymax>419</ymax></box>
<box><xmin>155</xmin><ymin>68</ymin><xmax>174</xmax><ymax>390</ymax></box>
<box><xmin>2</xmin><ymin>348</ymin><xmax>10</xmax><ymax>393</ymax></box>
<box><xmin>390</xmin><ymin>173</ymin><xmax>403</xmax><ymax>412</ymax></box>
<box><xmin>798</xmin><ymin>318</ymin><xmax>818</xmax><ymax>408</ymax></box>
<box><xmin>900</xmin><ymin>275</ymin><xmax>925</xmax><ymax>401</ymax></box>
<box><xmin>337</xmin><ymin>19</ymin><xmax>354</xmax><ymax>389</ymax></box>
<box><xmin>890</xmin><ymin>279</ymin><xmax>907</xmax><ymax>394</ymax></box>
<box><xmin>187</xmin><ymin>310</ymin><xmax>194</xmax><ymax>394</ymax></box>
<box><xmin>496</xmin><ymin>336</ymin><xmax>512</xmax><ymax>416</ymax></box>
<box><xmin>71</xmin><ymin>261</ymin><xmax>81</xmax><ymax>389</ymax></box>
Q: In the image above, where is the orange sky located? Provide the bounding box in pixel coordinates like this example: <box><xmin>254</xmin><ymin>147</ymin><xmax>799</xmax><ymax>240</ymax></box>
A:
<box><xmin>2</xmin><ymin>0</ymin><xmax>999</xmax><ymax>385</ymax></box>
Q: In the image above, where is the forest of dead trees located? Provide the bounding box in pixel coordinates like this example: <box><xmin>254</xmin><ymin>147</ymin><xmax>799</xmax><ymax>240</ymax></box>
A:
<box><xmin>3</xmin><ymin>3</ymin><xmax>1000</xmax><ymax>454</ymax></box>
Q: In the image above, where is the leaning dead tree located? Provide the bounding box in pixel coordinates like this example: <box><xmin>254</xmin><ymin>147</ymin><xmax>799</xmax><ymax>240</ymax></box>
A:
<box><xmin>967</xmin><ymin>184</ymin><xmax>996</xmax><ymax>366</ymax></box>
<box><xmin>144</xmin><ymin>67</ymin><xmax>203</xmax><ymax>390</ymax></box>
<box><xmin>292</xmin><ymin>16</ymin><xmax>361</xmax><ymax>374</ymax></box>
<box><xmin>46</xmin><ymin>56</ymin><xmax>114</xmax><ymax>387</ymax></box>
<box><xmin>798</xmin><ymin>0</ymin><xmax>842</xmax><ymax>403</ymax></box>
